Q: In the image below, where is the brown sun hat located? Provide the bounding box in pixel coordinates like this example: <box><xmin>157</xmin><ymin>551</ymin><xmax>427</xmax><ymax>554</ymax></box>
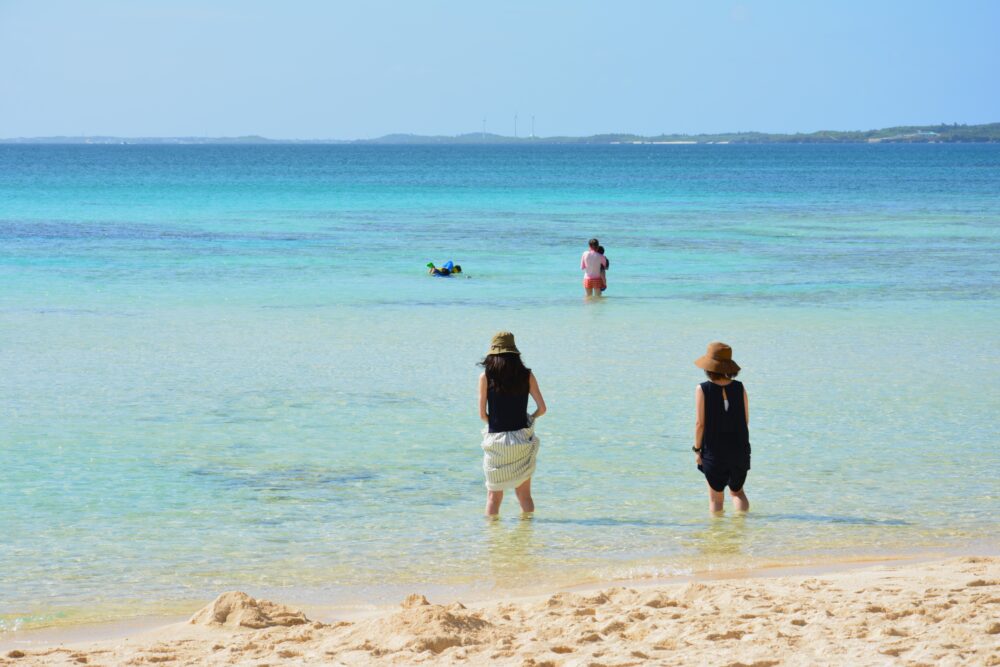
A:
<box><xmin>488</xmin><ymin>331</ymin><xmax>520</xmax><ymax>355</ymax></box>
<box><xmin>694</xmin><ymin>342</ymin><xmax>741</xmax><ymax>374</ymax></box>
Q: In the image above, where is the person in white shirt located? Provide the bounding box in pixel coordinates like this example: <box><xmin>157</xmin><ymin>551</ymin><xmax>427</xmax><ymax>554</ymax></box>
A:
<box><xmin>580</xmin><ymin>238</ymin><xmax>608</xmax><ymax>298</ymax></box>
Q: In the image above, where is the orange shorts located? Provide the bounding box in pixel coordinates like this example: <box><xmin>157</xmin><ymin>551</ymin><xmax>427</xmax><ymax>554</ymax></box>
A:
<box><xmin>583</xmin><ymin>276</ymin><xmax>604</xmax><ymax>290</ymax></box>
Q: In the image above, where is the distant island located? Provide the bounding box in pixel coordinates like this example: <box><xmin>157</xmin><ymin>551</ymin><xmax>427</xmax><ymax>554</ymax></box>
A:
<box><xmin>3</xmin><ymin>123</ymin><xmax>998</xmax><ymax>145</ymax></box>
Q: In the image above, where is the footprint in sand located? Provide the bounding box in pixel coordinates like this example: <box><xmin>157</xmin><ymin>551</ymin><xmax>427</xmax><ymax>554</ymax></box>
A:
<box><xmin>601</xmin><ymin>620</ymin><xmax>627</xmax><ymax>634</ymax></box>
<box><xmin>581</xmin><ymin>592</ymin><xmax>611</xmax><ymax>605</ymax></box>
<box><xmin>643</xmin><ymin>594</ymin><xmax>680</xmax><ymax>609</ymax></box>
<box><xmin>545</xmin><ymin>594</ymin><xmax>569</xmax><ymax>608</ymax></box>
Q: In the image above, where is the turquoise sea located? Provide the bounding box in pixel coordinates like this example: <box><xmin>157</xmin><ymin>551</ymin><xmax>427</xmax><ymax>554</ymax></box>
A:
<box><xmin>1</xmin><ymin>144</ymin><xmax>998</xmax><ymax>631</ymax></box>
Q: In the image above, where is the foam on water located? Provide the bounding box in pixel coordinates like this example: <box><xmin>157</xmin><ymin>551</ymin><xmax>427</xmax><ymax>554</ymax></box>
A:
<box><xmin>1</xmin><ymin>144</ymin><xmax>998</xmax><ymax>630</ymax></box>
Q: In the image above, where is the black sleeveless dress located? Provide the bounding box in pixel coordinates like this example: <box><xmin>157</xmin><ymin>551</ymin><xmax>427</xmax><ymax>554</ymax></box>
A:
<box><xmin>698</xmin><ymin>381</ymin><xmax>751</xmax><ymax>491</ymax></box>
<box><xmin>487</xmin><ymin>389</ymin><xmax>529</xmax><ymax>433</ymax></box>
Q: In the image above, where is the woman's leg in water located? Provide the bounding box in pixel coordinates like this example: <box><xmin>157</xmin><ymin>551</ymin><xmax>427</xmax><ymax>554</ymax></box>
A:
<box><xmin>730</xmin><ymin>488</ymin><xmax>749</xmax><ymax>512</ymax></box>
<box><xmin>485</xmin><ymin>490</ymin><xmax>503</xmax><ymax>516</ymax></box>
<box><xmin>514</xmin><ymin>478</ymin><xmax>534</xmax><ymax>513</ymax></box>
<box><xmin>707</xmin><ymin>482</ymin><xmax>725</xmax><ymax>514</ymax></box>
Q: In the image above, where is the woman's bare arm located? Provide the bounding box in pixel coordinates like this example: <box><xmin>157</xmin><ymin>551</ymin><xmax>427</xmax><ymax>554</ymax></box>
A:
<box><xmin>528</xmin><ymin>373</ymin><xmax>546</xmax><ymax>419</ymax></box>
<box><xmin>694</xmin><ymin>385</ymin><xmax>705</xmax><ymax>464</ymax></box>
<box><xmin>744</xmin><ymin>387</ymin><xmax>750</xmax><ymax>425</ymax></box>
<box><xmin>478</xmin><ymin>372</ymin><xmax>489</xmax><ymax>423</ymax></box>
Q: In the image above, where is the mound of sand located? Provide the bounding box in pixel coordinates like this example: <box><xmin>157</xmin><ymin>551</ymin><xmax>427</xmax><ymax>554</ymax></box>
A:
<box><xmin>188</xmin><ymin>591</ymin><xmax>309</xmax><ymax>629</ymax></box>
<box><xmin>346</xmin><ymin>593</ymin><xmax>494</xmax><ymax>654</ymax></box>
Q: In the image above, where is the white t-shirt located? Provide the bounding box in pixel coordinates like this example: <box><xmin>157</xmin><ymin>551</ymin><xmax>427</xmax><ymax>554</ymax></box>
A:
<box><xmin>580</xmin><ymin>250</ymin><xmax>608</xmax><ymax>279</ymax></box>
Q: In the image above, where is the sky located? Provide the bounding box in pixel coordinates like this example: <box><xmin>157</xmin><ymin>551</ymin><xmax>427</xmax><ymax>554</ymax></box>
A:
<box><xmin>0</xmin><ymin>0</ymin><xmax>997</xmax><ymax>139</ymax></box>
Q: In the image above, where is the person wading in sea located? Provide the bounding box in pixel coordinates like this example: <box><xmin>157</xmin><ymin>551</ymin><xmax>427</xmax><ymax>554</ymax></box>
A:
<box><xmin>478</xmin><ymin>332</ymin><xmax>546</xmax><ymax>516</ymax></box>
<box><xmin>693</xmin><ymin>342</ymin><xmax>751</xmax><ymax>514</ymax></box>
<box><xmin>581</xmin><ymin>238</ymin><xmax>608</xmax><ymax>298</ymax></box>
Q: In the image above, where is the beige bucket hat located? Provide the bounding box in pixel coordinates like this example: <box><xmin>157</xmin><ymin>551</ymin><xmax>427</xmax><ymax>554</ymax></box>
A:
<box><xmin>694</xmin><ymin>341</ymin><xmax>741</xmax><ymax>374</ymax></box>
<box><xmin>488</xmin><ymin>331</ymin><xmax>520</xmax><ymax>355</ymax></box>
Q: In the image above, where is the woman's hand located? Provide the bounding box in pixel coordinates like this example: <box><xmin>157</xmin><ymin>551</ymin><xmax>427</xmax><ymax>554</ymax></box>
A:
<box><xmin>695</xmin><ymin>452</ymin><xmax>702</xmax><ymax>466</ymax></box>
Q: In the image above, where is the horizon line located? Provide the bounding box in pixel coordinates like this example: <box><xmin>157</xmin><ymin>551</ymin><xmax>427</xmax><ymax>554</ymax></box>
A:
<box><xmin>0</xmin><ymin>121</ymin><xmax>997</xmax><ymax>142</ymax></box>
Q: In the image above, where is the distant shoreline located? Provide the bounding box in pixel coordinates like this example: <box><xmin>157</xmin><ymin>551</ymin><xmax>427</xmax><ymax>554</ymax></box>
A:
<box><xmin>2</xmin><ymin>122</ymin><xmax>998</xmax><ymax>145</ymax></box>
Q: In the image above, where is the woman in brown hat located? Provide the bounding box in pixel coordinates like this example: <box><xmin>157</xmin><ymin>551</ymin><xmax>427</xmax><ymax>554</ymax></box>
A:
<box><xmin>478</xmin><ymin>331</ymin><xmax>547</xmax><ymax>516</ymax></box>
<box><xmin>693</xmin><ymin>342</ymin><xmax>751</xmax><ymax>513</ymax></box>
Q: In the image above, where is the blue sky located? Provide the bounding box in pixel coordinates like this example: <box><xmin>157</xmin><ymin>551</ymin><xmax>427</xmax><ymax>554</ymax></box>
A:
<box><xmin>0</xmin><ymin>0</ymin><xmax>997</xmax><ymax>138</ymax></box>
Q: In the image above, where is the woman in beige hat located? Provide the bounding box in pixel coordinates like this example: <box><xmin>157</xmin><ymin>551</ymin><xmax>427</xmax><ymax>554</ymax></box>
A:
<box><xmin>693</xmin><ymin>342</ymin><xmax>751</xmax><ymax>513</ymax></box>
<box><xmin>478</xmin><ymin>331</ymin><xmax>547</xmax><ymax>516</ymax></box>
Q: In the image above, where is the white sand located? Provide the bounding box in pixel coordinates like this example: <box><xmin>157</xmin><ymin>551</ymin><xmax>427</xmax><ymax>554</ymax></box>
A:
<box><xmin>2</xmin><ymin>556</ymin><xmax>997</xmax><ymax>666</ymax></box>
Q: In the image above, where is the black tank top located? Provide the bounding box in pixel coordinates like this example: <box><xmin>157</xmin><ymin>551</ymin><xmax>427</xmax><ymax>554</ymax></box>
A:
<box><xmin>700</xmin><ymin>381</ymin><xmax>750</xmax><ymax>466</ymax></box>
<box><xmin>487</xmin><ymin>385</ymin><xmax>529</xmax><ymax>433</ymax></box>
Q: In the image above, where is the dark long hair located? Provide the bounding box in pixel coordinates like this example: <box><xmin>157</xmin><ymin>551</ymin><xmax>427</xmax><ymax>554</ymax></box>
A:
<box><xmin>479</xmin><ymin>353</ymin><xmax>531</xmax><ymax>395</ymax></box>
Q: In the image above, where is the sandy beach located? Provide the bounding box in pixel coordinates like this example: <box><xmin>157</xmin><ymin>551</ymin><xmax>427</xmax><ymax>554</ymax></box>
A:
<box><xmin>3</xmin><ymin>556</ymin><xmax>996</xmax><ymax>666</ymax></box>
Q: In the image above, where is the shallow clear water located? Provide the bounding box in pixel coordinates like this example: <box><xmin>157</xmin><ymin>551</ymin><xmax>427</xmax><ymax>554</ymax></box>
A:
<box><xmin>1</xmin><ymin>144</ymin><xmax>998</xmax><ymax>630</ymax></box>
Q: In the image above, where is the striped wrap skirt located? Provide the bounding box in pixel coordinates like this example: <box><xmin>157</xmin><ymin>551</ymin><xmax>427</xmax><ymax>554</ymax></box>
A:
<box><xmin>481</xmin><ymin>416</ymin><xmax>539</xmax><ymax>491</ymax></box>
